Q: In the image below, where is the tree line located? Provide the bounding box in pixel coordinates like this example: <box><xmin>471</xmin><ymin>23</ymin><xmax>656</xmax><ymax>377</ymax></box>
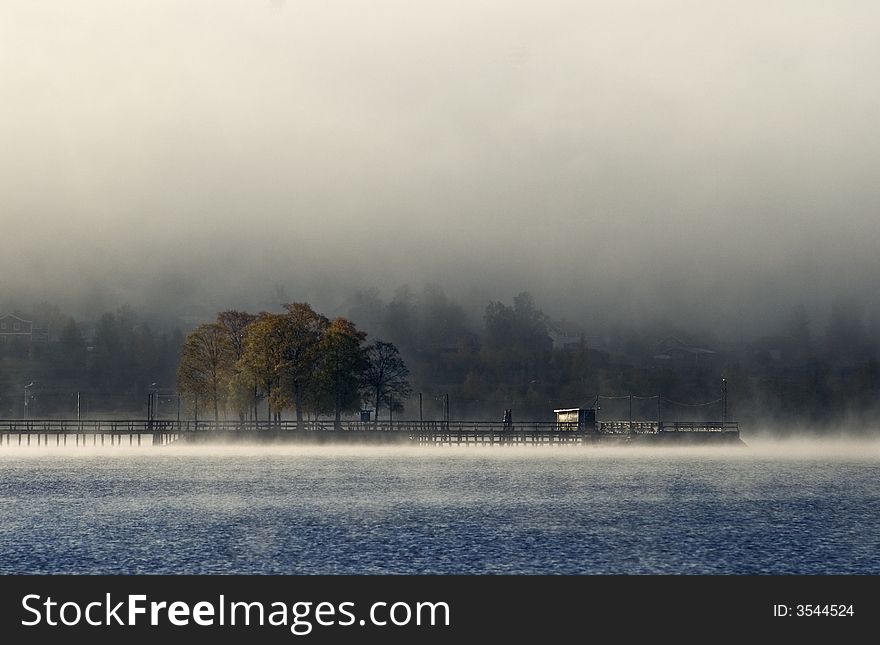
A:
<box><xmin>0</xmin><ymin>305</ymin><xmax>182</xmax><ymax>417</ymax></box>
<box><xmin>2</xmin><ymin>287</ymin><xmax>879</xmax><ymax>432</ymax></box>
<box><xmin>341</xmin><ymin>286</ymin><xmax>880</xmax><ymax>431</ymax></box>
<box><xmin>176</xmin><ymin>304</ymin><xmax>410</xmax><ymax>426</ymax></box>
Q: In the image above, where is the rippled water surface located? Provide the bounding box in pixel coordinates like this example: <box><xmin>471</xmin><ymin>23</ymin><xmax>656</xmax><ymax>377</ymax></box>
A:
<box><xmin>1</xmin><ymin>441</ymin><xmax>878</xmax><ymax>574</ymax></box>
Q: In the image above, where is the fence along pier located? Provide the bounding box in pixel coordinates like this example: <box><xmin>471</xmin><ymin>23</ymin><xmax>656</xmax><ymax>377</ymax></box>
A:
<box><xmin>0</xmin><ymin>417</ymin><xmax>741</xmax><ymax>447</ymax></box>
<box><xmin>0</xmin><ymin>419</ymin><xmax>179</xmax><ymax>448</ymax></box>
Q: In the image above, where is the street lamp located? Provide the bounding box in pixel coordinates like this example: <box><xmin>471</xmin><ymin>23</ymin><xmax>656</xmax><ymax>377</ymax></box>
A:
<box><xmin>24</xmin><ymin>382</ymin><xmax>35</xmax><ymax>420</ymax></box>
<box><xmin>150</xmin><ymin>383</ymin><xmax>159</xmax><ymax>423</ymax></box>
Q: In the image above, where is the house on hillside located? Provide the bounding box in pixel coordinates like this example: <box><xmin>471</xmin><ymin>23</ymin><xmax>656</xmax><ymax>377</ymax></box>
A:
<box><xmin>0</xmin><ymin>314</ymin><xmax>49</xmax><ymax>353</ymax></box>
<box><xmin>548</xmin><ymin>327</ymin><xmax>582</xmax><ymax>351</ymax></box>
<box><xmin>547</xmin><ymin>321</ymin><xmax>608</xmax><ymax>352</ymax></box>
<box><xmin>652</xmin><ymin>336</ymin><xmax>717</xmax><ymax>368</ymax></box>
<box><xmin>0</xmin><ymin>314</ymin><xmax>32</xmax><ymax>340</ymax></box>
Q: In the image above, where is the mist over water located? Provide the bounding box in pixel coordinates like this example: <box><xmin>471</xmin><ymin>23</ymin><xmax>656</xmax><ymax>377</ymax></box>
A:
<box><xmin>4</xmin><ymin>3</ymin><xmax>880</xmax><ymax>432</ymax></box>
<box><xmin>3</xmin><ymin>2</ymin><xmax>880</xmax><ymax>575</ymax></box>
<box><xmin>2</xmin><ymin>440</ymin><xmax>878</xmax><ymax>574</ymax></box>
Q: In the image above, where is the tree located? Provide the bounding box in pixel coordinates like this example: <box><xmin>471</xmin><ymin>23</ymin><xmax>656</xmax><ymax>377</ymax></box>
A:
<box><xmin>89</xmin><ymin>312</ymin><xmax>123</xmax><ymax>392</ymax></box>
<box><xmin>241</xmin><ymin>312</ymin><xmax>285</xmax><ymax>424</ymax></box>
<box><xmin>239</xmin><ymin>304</ymin><xmax>329</xmax><ymax>427</ymax></box>
<box><xmin>217</xmin><ymin>310</ymin><xmax>257</xmax><ymax>420</ymax></box>
<box><xmin>159</xmin><ymin>328</ymin><xmax>185</xmax><ymax>386</ymax></box>
<box><xmin>363</xmin><ymin>340</ymin><xmax>411</xmax><ymax>422</ymax></box>
<box><xmin>56</xmin><ymin>317</ymin><xmax>88</xmax><ymax>379</ymax></box>
<box><xmin>512</xmin><ymin>292</ymin><xmax>550</xmax><ymax>349</ymax></box>
<box><xmin>278</xmin><ymin>303</ymin><xmax>329</xmax><ymax>427</ymax></box>
<box><xmin>419</xmin><ymin>283</ymin><xmax>470</xmax><ymax>349</ymax></box>
<box><xmin>226</xmin><ymin>369</ymin><xmax>256</xmax><ymax>423</ymax></box>
<box><xmin>177</xmin><ymin>323</ymin><xmax>232</xmax><ymax>422</ymax></box>
<box><xmin>484</xmin><ymin>292</ymin><xmax>550</xmax><ymax>354</ymax></box>
<box><xmin>484</xmin><ymin>301</ymin><xmax>516</xmax><ymax>353</ymax></box>
<box><xmin>217</xmin><ymin>310</ymin><xmax>256</xmax><ymax>362</ymax></box>
<box><xmin>133</xmin><ymin>324</ymin><xmax>159</xmax><ymax>389</ymax></box>
<box><xmin>316</xmin><ymin>317</ymin><xmax>367</xmax><ymax>428</ymax></box>
<box><xmin>383</xmin><ymin>285</ymin><xmax>417</xmax><ymax>352</ymax></box>
<box><xmin>346</xmin><ymin>288</ymin><xmax>386</xmax><ymax>337</ymax></box>
<box><xmin>483</xmin><ymin>291</ymin><xmax>551</xmax><ymax>377</ymax></box>
<box><xmin>87</xmin><ymin>307</ymin><xmax>144</xmax><ymax>401</ymax></box>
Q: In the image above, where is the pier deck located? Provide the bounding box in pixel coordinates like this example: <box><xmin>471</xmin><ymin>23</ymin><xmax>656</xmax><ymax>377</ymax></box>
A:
<box><xmin>0</xmin><ymin>419</ymin><xmax>742</xmax><ymax>447</ymax></box>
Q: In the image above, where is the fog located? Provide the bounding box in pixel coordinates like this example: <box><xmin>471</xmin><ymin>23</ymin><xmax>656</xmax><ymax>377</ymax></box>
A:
<box><xmin>3</xmin><ymin>436</ymin><xmax>880</xmax><ymax>461</ymax></box>
<box><xmin>2</xmin><ymin>1</ymin><xmax>879</xmax><ymax>337</ymax></box>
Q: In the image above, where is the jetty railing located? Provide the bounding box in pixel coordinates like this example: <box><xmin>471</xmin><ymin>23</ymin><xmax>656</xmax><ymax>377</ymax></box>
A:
<box><xmin>0</xmin><ymin>417</ymin><xmax>739</xmax><ymax>447</ymax></box>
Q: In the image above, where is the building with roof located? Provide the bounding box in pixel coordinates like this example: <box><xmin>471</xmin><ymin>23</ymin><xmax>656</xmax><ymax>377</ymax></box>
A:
<box><xmin>0</xmin><ymin>314</ymin><xmax>48</xmax><ymax>352</ymax></box>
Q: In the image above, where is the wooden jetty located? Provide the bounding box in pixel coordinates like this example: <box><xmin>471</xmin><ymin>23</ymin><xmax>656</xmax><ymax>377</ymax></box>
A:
<box><xmin>0</xmin><ymin>418</ymin><xmax>743</xmax><ymax>447</ymax></box>
<box><xmin>0</xmin><ymin>419</ymin><xmax>180</xmax><ymax>447</ymax></box>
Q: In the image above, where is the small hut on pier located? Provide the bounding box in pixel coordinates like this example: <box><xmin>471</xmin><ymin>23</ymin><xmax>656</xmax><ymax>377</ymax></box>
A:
<box><xmin>554</xmin><ymin>408</ymin><xmax>596</xmax><ymax>431</ymax></box>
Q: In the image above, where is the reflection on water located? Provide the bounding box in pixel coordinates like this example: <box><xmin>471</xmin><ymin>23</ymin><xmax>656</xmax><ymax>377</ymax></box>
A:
<box><xmin>1</xmin><ymin>440</ymin><xmax>878</xmax><ymax>574</ymax></box>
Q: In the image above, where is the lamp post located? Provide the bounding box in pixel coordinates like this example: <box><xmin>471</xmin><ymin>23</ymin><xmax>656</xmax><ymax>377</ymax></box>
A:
<box><xmin>657</xmin><ymin>392</ymin><xmax>662</xmax><ymax>430</ymax></box>
<box><xmin>24</xmin><ymin>382</ymin><xmax>34</xmax><ymax>420</ymax></box>
<box><xmin>629</xmin><ymin>394</ymin><xmax>633</xmax><ymax>434</ymax></box>
<box><xmin>150</xmin><ymin>383</ymin><xmax>158</xmax><ymax>422</ymax></box>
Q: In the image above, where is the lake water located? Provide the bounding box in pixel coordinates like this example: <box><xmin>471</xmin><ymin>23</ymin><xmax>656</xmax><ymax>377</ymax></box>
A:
<box><xmin>1</xmin><ymin>440</ymin><xmax>878</xmax><ymax>574</ymax></box>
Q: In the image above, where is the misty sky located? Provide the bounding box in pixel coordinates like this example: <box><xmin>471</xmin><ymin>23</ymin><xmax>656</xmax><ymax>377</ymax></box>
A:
<box><xmin>2</xmin><ymin>1</ymin><xmax>879</xmax><ymax>337</ymax></box>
